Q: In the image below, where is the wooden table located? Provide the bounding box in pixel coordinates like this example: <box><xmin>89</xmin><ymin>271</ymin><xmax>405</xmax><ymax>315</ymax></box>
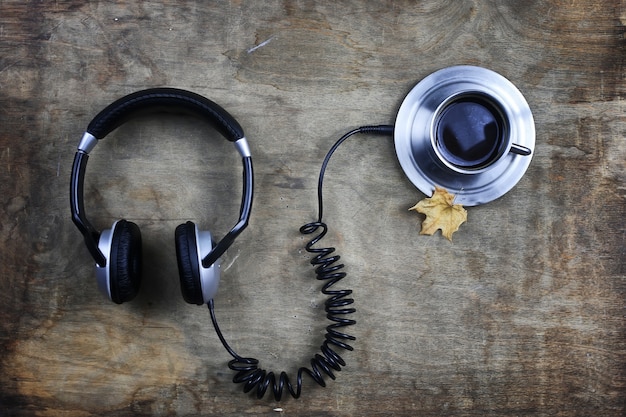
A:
<box><xmin>1</xmin><ymin>1</ymin><xmax>624</xmax><ymax>416</ymax></box>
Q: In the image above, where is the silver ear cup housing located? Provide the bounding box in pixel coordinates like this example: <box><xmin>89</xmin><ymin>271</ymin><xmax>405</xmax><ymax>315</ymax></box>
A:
<box><xmin>95</xmin><ymin>220</ymin><xmax>118</xmax><ymax>301</ymax></box>
<box><xmin>195</xmin><ymin>225</ymin><xmax>221</xmax><ymax>303</ymax></box>
<box><xmin>394</xmin><ymin>65</ymin><xmax>535</xmax><ymax>206</ymax></box>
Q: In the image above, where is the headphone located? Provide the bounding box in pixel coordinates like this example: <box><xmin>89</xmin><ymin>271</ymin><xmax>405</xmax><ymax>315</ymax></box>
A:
<box><xmin>70</xmin><ymin>88</ymin><xmax>253</xmax><ymax>305</ymax></box>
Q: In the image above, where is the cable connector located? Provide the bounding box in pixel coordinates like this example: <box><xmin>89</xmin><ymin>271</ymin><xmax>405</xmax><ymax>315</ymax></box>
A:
<box><xmin>358</xmin><ymin>125</ymin><xmax>395</xmax><ymax>136</ymax></box>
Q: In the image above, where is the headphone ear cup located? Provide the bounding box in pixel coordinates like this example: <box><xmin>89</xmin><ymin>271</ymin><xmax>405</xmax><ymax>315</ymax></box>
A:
<box><xmin>110</xmin><ymin>219</ymin><xmax>142</xmax><ymax>304</ymax></box>
<box><xmin>175</xmin><ymin>221</ymin><xmax>205</xmax><ymax>305</ymax></box>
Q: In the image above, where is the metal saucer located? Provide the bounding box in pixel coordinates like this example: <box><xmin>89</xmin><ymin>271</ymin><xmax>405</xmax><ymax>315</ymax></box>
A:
<box><xmin>394</xmin><ymin>66</ymin><xmax>535</xmax><ymax>206</ymax></box>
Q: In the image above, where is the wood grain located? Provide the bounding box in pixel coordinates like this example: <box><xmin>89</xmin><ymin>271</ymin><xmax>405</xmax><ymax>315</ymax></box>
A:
<box><xmin>1</xmin><ymin>1</ymin><xmax>624</xmax><ymax>416</ymax></box>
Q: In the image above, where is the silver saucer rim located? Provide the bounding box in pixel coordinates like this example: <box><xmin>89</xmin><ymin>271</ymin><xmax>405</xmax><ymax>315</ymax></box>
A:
<box><xmin>394</xmin><ymin>65</ymin><xmax>535</xmax><ymax>206</ymax></box>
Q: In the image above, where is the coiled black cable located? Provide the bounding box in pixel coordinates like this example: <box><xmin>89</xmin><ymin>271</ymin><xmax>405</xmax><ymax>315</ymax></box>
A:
<box><xmin>209</xmin><ymin>125</ymin><xmax>395</xmax><ymax>400</ymax></box>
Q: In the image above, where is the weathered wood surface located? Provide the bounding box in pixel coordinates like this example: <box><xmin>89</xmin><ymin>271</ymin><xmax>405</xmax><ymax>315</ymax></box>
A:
<box><xmin>1</xmin><ymin>1</ymin><xmax>624</xmax><ymax>416</ymax></box>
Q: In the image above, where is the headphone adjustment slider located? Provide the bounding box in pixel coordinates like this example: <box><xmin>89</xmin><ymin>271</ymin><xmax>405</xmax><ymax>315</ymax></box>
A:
<box><xmin>78</xmin><ymin>132</ymin><xmax>98</xmax><ymax>154</ymax></box>
<box><xmin>234</xmin><ymin>137</ymin><xmax>251</xmax><ymax>158</ymax></box>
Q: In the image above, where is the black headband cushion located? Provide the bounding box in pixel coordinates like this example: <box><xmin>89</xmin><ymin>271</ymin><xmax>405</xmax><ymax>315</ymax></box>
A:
<box><xmin>86</xmin><ymin>88</ymin><xmax>244</xmax><ymax>142</ymax></box>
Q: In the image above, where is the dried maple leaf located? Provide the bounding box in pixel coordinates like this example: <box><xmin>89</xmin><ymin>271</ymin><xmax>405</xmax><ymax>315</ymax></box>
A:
<box><xmin>409</xmin><ymin>187</ymin><xmax>467</xmax><ymax>241</ymax></box>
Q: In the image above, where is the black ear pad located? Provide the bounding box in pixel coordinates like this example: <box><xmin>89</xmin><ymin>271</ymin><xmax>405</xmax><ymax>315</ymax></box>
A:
<box><xmin>175</xmin><ymin>221</ymin><xmax>204</xmax><ymax>305</ymax></box>
<box><xmin>109</xmin><ymin>219</ymin><xmax>142</xmax><ymax>304</ymax></box>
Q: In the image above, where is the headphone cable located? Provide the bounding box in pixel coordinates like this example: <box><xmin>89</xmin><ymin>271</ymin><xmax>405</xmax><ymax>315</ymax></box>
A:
<box><xmin>209</xmin><ymin>124</ymin><xmax>394</xmax><ymax>400</ymax></box>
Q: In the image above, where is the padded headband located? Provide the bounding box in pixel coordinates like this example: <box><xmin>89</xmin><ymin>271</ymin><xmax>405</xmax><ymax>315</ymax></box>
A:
<box><xmin>86</xmin><ymin>88</ymin><xmax>245</xmax><ymax>141</ymax></box>
<box><xmin>70</xmin><ymin>88</ymin><xmax>253</xmax><ymax>268</ymax></box>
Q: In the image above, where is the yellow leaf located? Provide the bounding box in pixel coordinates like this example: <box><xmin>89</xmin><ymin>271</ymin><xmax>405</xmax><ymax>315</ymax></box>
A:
<box><xmin>409</xmin><ymin>187</ymin><xmax>467</xmax><ymax>241</ymax></box>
